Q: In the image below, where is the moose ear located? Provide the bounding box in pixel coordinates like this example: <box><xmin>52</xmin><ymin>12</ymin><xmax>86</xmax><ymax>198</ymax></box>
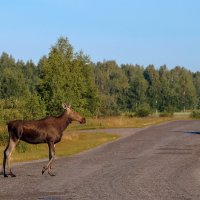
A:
<box><xmin>62</xmin><ymin>103</ymin><xmax>71</xmax><ymax>110</ymax></box>
<box><xmin>62</xmin><ymin>103</ymin><xmax>67</xmax><ymax>110</ymax></box>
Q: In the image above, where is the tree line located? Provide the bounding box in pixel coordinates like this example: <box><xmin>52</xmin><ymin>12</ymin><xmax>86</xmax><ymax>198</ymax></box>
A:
<box><xmin>0</xmin><ymin>37</ymin><xmax>200</xmax><ymax>121</ymax></box>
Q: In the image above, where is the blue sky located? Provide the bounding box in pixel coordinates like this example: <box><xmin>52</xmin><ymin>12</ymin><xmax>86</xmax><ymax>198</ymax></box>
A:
<box><xmin>0</xmin><ymin>0</ymin><xmax>200</xmax><ymax>72</ymax></box>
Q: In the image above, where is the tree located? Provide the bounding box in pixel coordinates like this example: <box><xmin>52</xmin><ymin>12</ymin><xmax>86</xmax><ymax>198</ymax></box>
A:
<box><xmin>22</xmin><ymin>92</ymin><xmax>46</xmax><ymax>120</ymax></box>
<box><xmin>0</xmin><ymin>63</ymin><xmax>29</xmax><ymax>99</ymax></box>
<box><xmin>158</xmin><ymin>65</ymin><xmax>172</xmax><ymax>111</ymax></box>
<box><xmin>22</xmin><ymin>60</ymin><xmax>39</xmax><ymax>93</ymax></box>
<box><xmin>170</xmin><ymin>67</ymin><xmax>197</xmax><ymax>111</ymax></box>
<box><xmin>193</xmin><ymin>72</ymin><xmax>200</xmax><ymax>108</ymax></box>
<box><xmin>0</xmin><ymin>52</ymin><xmax>15</xmax><ymax>70</ymax></box>
<box><xmin>122</xmin><ymin>64</ymin><xmax>148</xmax><ymax>111</ymax></box>
<box><xmin>144</xmin><ymin>65</ymin><xmax>160</xmax><ymax>112</ymax></box>
<box><xmin>73</xmin><ymin>52</ymin><xmax>100</xmax><ymax>115</ymax></box>
<box><xmin>94</xmin><ymin>61</ymin><xmax>129</xmax><ymax>115</ymax></box>
<box><xmin>38</xmin><ymin>37</ymin><xmax>99</xmax><ymax>115</ymax></box>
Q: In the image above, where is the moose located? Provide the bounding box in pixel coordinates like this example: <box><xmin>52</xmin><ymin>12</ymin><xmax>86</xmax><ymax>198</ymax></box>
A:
<box><xmin>2</xmin><ymin>103</ymin><xmax>86</xmax><ymax>177</ymax></box>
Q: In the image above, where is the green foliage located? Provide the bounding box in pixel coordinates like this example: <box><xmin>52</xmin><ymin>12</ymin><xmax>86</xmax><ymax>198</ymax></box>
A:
<box><xmin>98</xmin><ymin>94</ymin><xmax>119</xmax><ymax>116</ymax></box>
<box><xmin>95</xmin><ymin>61</ymin><xmax>129</xmax><ymax>115</ymax></box>
<box><xmin>144</xmin><ymin>65</ymin><xmax>160</xmax><ymax>111</ymax></box>
<box><xmin>0</xmin><ymin>37</ymin><xmax>199</xmax><ymax>120</ymax></box>
<box><xmin>159</xmin><ymin>111</ymin><xmax>174</xmax><ymax>117</ymax></box>
<box><xmin>159</xmin><ymin>105</ymin><xmax>174</xmax><ymax>117</ymax></box>
<box><xmin>170</xmin><ymin>67</ymin><xmax>197</xmax><ymax>111</ymax></box>
<box><xmin>122</xmin><ymin>65</ymin><xmax>147</xmax><ymax>111</ymax></box>
<box><xmin>190</xmin><ymin>110</ymin><xmax>200</xmax><ymax>119</ymax></box>
<box><xmin>193</xmin><ymin>72</ymin><xmax>200</xmax><ymax>109</ymax></box>
<box><xmin>158</xmin><ymin>65</ymin><xmax>172</xmax><ymax>111</ymax></box>
<box><xmin>16</xmin><ymin>141</ymin><xmax>28</xmax><ymax>153</ymax></box>
<box><xmin>22</xmin><ymin>92</ymin><xmax>46</xmax><ymax>120</ymax></box>
<box><xmin>0</xmin><ymin>98</ymin><xmax>23</xmax><ymax>122</ymax></box>
<box><xmin>0</xmin><ymin>131</ymin><xmax>8</xmax><ymax>146</ymax></box>
<box><xmin>38</xmin><ymin>37</ymin><xmax>99</xmax><ymax>116</ymax></box>
<box><xmin>135</xmin><ymin>104</ymin><xmax>152</xmax><ymax>117</ymax></box>
<box><xmin>1</xmin><ymin>36</ymin><xmax>200</xmax><ymax>153</ymax></box>
<box><xmin>0</xmin><ymin>95</ymin><xmax>46</xmax><ymax>122</ymax></box>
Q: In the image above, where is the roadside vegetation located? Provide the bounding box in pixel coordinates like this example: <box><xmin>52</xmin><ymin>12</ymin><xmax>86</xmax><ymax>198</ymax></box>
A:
<box><xmin>0</xmin><ymin>131</ymin><xmax>119</xmax><ymax>165</ymax></box>
<box><xmin>0</xmin><ymin>112</ymin><xmax>192</xmax><ymax>164</ymax></box>
<box><xmin>0</xmin><ymin>37</ymin><xmax>200</xmax><ymax>124</ymax></box>
<box><xmin>69</xmin><ymin>113</ymin><xmax>190</xmax><ymax>130</ymax></box>
<box><xmin>190</xmin><ymin>110</ymin><xmax>200</xmax><ymax>119</ymax></box>
<box><xmin>0</xmin><ymin>36</ymin><xmax>199</xmax><ymax>164</ymax></box>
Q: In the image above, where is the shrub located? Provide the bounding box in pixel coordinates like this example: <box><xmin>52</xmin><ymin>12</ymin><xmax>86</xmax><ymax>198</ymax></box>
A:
<box><xmin>191</xmin><ymin>110</ymin><xmax>200</xmax><ymax>119</ymax></box>
<box><xmin>0</xmin><ymin>95</ymin><xmax>46</xmax><ymax>122</ymax></box>
<box><xmin>123</xmin><ymin>112</ymin><xmax>135</xmax><ymax>118</ymax></box>
<box><xmin>0</xmin><ymin>125</ymin><xmax>29</xmax><ymax>152</ymax></box>
<box><xmin>159</xmin><ymin>111</ymin><xmax>174</xmax><ymax>117</ymax></box>
<box><xmin>0</xmin><ymin>131</ymin><xmax>8</xmax><ymax>146</ymax></box>
<box><xmin>16</xmin><ymin>142</ymin><xmax>28</xmax><ymax>153</ymax></box>
<box><xmin>159</xmin><ymin>106</ymin><xmax>174</xmax><ymax>117</ymax></box>
<box><xmin>135</xmin><ymin>104</ymin><xmax>151</xmax><ymax>117</ymax></box>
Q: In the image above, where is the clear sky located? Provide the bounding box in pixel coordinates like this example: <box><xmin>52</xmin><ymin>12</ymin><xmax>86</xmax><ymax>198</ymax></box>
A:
<box><xmin>0</xmin><ymin>0</ymin><xmax>200</xmax><ymax>72</ymax></box>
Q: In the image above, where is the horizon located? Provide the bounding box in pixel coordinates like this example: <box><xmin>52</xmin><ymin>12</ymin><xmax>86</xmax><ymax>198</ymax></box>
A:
<box><xmin>1</xmin><ymin>48</ymin><xmax>199</xmax><ymax>73</ymax></box>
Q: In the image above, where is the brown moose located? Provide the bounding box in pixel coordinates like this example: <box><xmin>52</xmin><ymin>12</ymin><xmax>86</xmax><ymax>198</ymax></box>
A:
<box><xmin>2</xmin><ymin>103</ymin><xmax>86</xmax><ymax>177</ymax></box>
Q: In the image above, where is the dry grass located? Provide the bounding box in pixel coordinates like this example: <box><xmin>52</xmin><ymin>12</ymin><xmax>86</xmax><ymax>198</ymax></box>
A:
<box><xmin>69</xmin><ymin>114</ymin><xmax>191</xmax><ymax>130</ymax></box>
<box><xmin>0</xmin><ymin>114</ymin><xmax>191</xmax><ymax>164</ymax></box>
<box><xmin>0</xmin><ymin>131</ymin><xmax>119</xmax><ymax>164</ymax></box>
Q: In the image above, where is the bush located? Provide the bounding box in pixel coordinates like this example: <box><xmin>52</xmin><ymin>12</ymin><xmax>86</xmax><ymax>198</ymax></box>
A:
<box><xmin>16</xmin><ymin>141</ymin><xmax>28</xmax><ymax>153</ymax></box>
<box><xmin>159</xmin><ymin>112</ymin><xmax>172</xmax><ymax>117</ymax></box>
<box><xmin>159</xmin><ymin>106</ymin><xmax>174</xmax><ymax>117</ymax></box>
<box><xmin>0</xmin><ymin>124</ymin><xmax>29</xmax><ymax>153</ymax></box>
<box><xmin>159</xmin><ymin>111</ymin><xmax>174</xmax><ymax>117</ymax></box>
<box><xmin>123</xmin><ymin>112</ymin><xmax>135</xmax><ymax>118</ymax></box>
<box><xmin>191</xmin><ymin>110</ymin><xmax>200</xmax><ymax>119</ymax></box>
<box><xmin>0</xmin><ymin>95</ymin><xmax>46</xmax><ymax>122</ymax></box>
<box><xmin>0</xmin><ymin>131</ymin><xmax>8</xmax><ymax>146</ymax></box>
<box><xmin>135</xmin><ymin>104</ymin><xmax>151</xmax><ymax>117</ymax></box>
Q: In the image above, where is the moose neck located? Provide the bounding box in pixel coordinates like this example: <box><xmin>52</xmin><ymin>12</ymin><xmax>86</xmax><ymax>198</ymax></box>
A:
<box><xmin>57</xmin><ymin>110</ymin><xmax>72</xmax><ymax>133</ymax></box>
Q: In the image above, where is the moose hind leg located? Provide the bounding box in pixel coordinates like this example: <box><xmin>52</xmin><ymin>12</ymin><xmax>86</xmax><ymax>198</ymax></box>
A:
<box><xmin>3</xmin><ymin>139</ymin><xmax>18</xmax><ymax>177</ymax></box>
<box><xmin>3</xmin><ymin>146</ymin><xmax>9</xmax><ymax>177</ymax></box>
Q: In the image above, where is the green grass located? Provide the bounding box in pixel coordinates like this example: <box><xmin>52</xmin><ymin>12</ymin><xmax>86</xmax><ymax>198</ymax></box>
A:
<box><xmin>0</xmin><ymin>132</ymin><xmax>119</xmax><ymax>164</ymax></box>
<box><xmin>0</xmin><ymin>113</ymin><xmax>192</xmax><ymax>164</ymax></box>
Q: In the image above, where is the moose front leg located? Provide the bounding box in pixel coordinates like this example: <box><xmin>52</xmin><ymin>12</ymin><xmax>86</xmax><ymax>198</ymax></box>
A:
<box><xmin>42</xmin><ymin>142</ymin><xmax>55</xmax><ymax>176</ymax></box>
<box><xmin>47</xmin><ymin>144</ymin><xmax>56</xmax><ymax>176</ymax></box>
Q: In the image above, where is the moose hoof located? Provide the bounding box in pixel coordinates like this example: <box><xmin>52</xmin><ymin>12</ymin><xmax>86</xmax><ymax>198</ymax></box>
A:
<box><xmin>42</xmin><ymin>166</ymin><xmax>47</xmax><ymax>174</ymax></box>
<box><xmin>48</xmin><ymin>171</ymin><xmax>56</xmax><ymax>176</ymax></box>
<box><xmin>3</xmin><ymin>174</ymin><xmax>8</xmax><ymax>178</ymax></box>
<box><xmin>10</xmin><ymin>173</ymin><xmax>16</xmax><ymax>177</ymax></box>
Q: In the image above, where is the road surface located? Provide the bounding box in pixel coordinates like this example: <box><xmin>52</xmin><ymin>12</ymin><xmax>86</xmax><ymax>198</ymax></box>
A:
<box><xmin>1</xmin><ymin>120</ymin><xmax>200</xmax><ymax>200</ymax></box>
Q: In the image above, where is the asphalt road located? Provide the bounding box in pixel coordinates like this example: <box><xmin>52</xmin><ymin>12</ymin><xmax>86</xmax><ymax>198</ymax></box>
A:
<box><xmin>1</xmin><ymin>120</ymin><xmax>200</xmax><ymax>200</ymax></box>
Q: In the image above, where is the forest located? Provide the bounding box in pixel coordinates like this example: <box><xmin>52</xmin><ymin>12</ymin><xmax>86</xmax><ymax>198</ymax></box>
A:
<box><xmin>0</xmin><ymin>37</ymin><xmax>200</xmax><ymax>122</ymax></box>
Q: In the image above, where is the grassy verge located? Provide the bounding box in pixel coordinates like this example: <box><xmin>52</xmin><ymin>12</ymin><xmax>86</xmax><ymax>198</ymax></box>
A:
<box><xmin>0</xmin><ymin>132</ymin><xmax>119</xmax><ymax>165</ymax></box>
<box><xmin>0</xmin><ymin>114</ymin><xmax>192</xmax><ymax>164</ymax></box>
<box><xmin>69</xmin><ymin>114</ymin><xmax>191</xmax><ymax>130</ymax></box>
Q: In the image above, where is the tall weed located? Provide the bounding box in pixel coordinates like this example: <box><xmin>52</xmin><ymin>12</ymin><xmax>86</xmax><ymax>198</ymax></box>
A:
<box><xmin>191</xmin><ymin>110</ymin><xmax>200</xmax><ymax>119</ymax></box>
